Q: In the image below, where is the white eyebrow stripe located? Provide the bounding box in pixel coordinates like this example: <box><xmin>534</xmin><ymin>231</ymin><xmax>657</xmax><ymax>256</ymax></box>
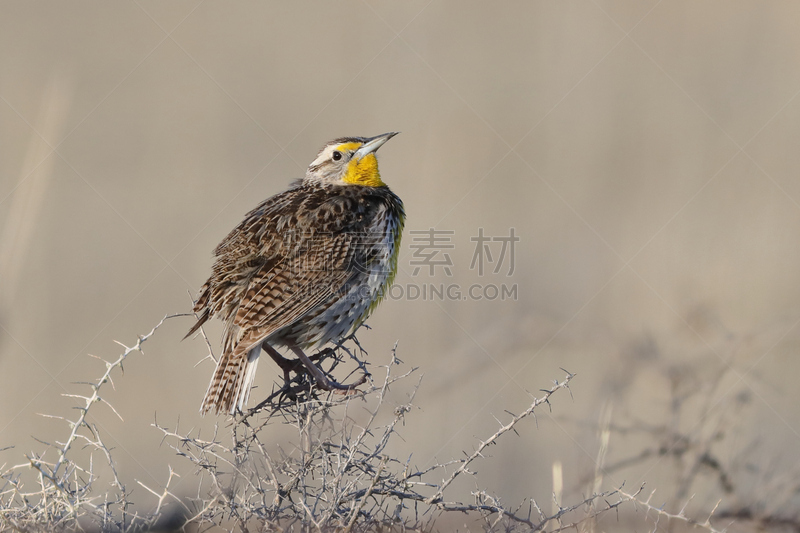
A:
<box><xmin>310</xmin><ymin>146</ymin><xmax>335</xmax><ymax>167</ymax></box>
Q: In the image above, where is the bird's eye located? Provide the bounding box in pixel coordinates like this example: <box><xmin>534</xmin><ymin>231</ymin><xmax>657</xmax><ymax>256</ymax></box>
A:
<box><xmin>332</xmin><ymin>151</ymin><xmax>342</xmax><ymax>161</ymax></box>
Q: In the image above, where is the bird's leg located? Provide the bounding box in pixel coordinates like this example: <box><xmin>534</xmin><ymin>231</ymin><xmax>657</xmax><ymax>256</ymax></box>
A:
<box><xmin>287</xmin><ymin>344</ymin><xmax>367</xmax><ymax>392</ymax></box>
<box><xmin>262</xmin><ymin>342</ymin><xmax>304</xmax><ymax>383</ymax></box>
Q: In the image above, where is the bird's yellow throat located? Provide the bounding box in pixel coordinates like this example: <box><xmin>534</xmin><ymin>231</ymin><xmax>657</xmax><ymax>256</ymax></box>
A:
<box><xmin>342</xmin><ymin>153</ymin><xmax>386</xmax><ymax>188</ymax></box>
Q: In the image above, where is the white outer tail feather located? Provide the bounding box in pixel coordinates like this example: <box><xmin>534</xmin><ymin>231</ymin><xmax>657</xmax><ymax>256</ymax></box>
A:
<box><xmin>201</xmin><ymin>343</ymin><xmax>262</xmax><ymax>415</ymax></box>
<box><xmin>238</xmin><ymin>345</ymin><xmax>261</xmax><ymax>412</ymax></box>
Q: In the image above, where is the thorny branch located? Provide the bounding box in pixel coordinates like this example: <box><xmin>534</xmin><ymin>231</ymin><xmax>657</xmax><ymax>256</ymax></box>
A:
<box><xmin>0</xmin><ymin>314</ymin><xmax>779</xmax><ymax>532</ymax></box>
<box><xmin>154</xmin><ymin>356</ymin><xmax>648</xmax><ymax>531</ymax></box>
<box><xmin>425</xmin><ymin>372</ymin><xmax>575</xmax><ymax>506</ymax></box>
<box><xmin>621</xmin><ymin>485</ymin><xmax>727</xmax><ymax>533</ymax></box>
<box><xmin>0</xmin><ymin>313</ymin><xmax>191</xmax><ymax>532</ymax></box>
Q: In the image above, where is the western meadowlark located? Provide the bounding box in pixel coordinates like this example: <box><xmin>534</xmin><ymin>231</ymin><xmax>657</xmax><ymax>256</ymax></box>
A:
<box><xmin>187</xmin><ymin>132</ymin><xmax>404</xmax><ymax>415</ymax></box>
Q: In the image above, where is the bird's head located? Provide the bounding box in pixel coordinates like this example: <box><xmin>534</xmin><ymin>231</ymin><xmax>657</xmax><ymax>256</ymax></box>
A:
<box><xmin>306</xmin><ymin>132</ymin><xmax>398</xmax><ymax>187</ymax></box>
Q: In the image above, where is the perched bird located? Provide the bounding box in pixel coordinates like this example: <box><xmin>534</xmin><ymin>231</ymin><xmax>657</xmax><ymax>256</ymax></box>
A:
<box><xmin>187</xmin><ymin>133</ymin><xmax>405</xmax><ymax>415</ymax></box>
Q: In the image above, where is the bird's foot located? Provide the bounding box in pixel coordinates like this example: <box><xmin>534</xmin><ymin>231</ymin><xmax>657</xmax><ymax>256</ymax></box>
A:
<box><xmin>312</xmin><ymin>372</ymin><xmax>368</xmax><ymax>393</ymax></box>
<box><xmin>288</xmin><ymin>344</ymin><xmax>368</xmax><ymax>394</ymax></box>
<box><xmin>263</xmin><ymin>343</ymin><xmax>306</xmax><ymax>384</ymax></box>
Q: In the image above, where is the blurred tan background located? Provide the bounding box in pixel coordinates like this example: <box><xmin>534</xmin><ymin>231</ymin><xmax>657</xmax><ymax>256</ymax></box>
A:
<box><xmin>2</xmin><ymin>0</ymin><xmax>800</xmax><ymax>525</ymax></box>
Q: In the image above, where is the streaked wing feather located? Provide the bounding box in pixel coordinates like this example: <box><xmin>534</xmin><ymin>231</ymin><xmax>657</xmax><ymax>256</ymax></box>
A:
<box><xmin>229</xmin><ymin>232</ymin><xmax>356</xmax><ymax>354</ymax></box>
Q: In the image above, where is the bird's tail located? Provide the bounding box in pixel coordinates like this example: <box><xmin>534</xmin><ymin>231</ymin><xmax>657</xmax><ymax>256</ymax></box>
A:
<box><xmin>201</xmin><ymin>344</ymin><xmax>261</xmax><ymax>415</ymax></box>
